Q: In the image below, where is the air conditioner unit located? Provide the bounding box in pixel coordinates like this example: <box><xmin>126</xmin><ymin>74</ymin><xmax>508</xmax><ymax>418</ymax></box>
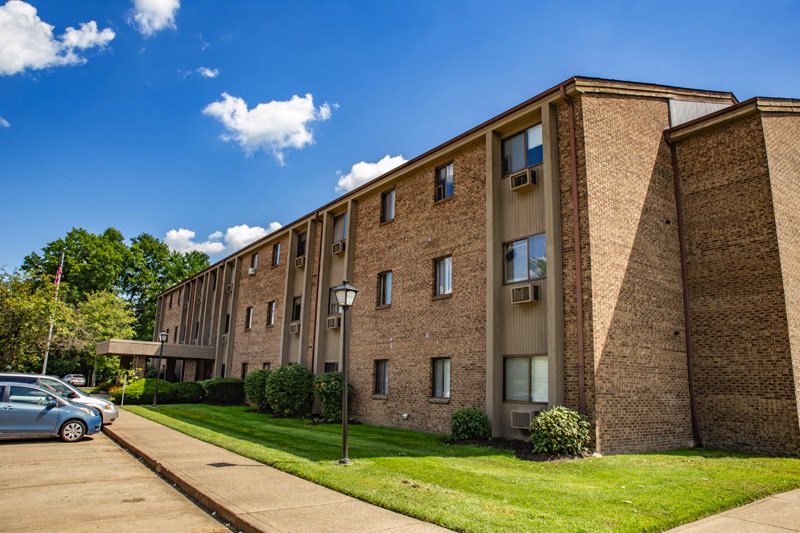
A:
<box><xmin>509</xmin><ymin>168</ymin><xmax>537</xmax><ymax>192</ymax></box>
<box><xmin>289</xmin><ymin>322</ymin><xmax>301</xmax><ymax>334</ymax></box>
<box><xmin>295</xmin><ymin>255</ymin><xmax>306</xmax><ymax>268</ymax></box>
<box><xmin>511</xmin><ymin>283</ymin><xmax>540</xmax><ymax>304</ymax></box>
<box><xmin>248</xmin><ymin>267</ymin><xmax>256</xmax><ymax>275</ymax></box>
<box><xmin>331</xmin><ymin>240</ymin><xmax>346</xmax><ymax>255</ymax></box>
<box><xmin>226</xmin><ymin>284</ymin><xmax>233</xmax><ymax>294</ymax></box>
<box><xmin>221</xmin><ymin>333</ymin><xmax>228</xmax><ymax>343</ymax></box>
<box><xmin>326</xmin><ymin>316</ymin><xmax>341</xmax><ymax>330</ymax></box>
<box><xmin>510</xmin><ymin>410</ymin><xmax>536</xmax><ymax>429</ymax></box>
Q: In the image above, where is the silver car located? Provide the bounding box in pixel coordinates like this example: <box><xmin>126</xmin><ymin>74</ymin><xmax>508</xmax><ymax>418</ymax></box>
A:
<box><xmin>0</xmin><ymin>373</ymin><xmax>118</xmax><ymax>424</ymax></box>
<box><xmin>62</xmin><ymin>374</ymin><xmax>86</xmax><ymax>386</ymax></box>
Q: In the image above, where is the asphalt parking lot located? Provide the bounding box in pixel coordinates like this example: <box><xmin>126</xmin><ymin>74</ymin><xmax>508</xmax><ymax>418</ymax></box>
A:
<box><xmin>0</xmin><ymin>432</ymin><xmax>229</xmax><ymax>532</ymax></box>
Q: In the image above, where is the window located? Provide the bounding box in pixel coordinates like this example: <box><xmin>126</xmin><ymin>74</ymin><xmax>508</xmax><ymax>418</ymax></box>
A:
<box><xmin>225</xmin><ymin>314</ymin><xmax>230</xmax><ymax>334</ymax></box>
<box><xmin>297</xmin><ymin>231</ymin><xmax>307</xmax><ymax>257</ymax></box>
<box><xmin>173</xmin><ymin>326</ymin><xmax>177</xmax><ymax>343</ymax></box>
<box><xmin>375</xmin><ymin>360</ymin><xmax>389</xmax><ymax>395</ymax></box>
<box><xmin>504</xmin><ymin>234</ymin><xmax>546</xmax><ymax>283</ymax></box>
<box><xmin>8</xmin><ymin>385</ymin><xmax>51</xmax><ymax>405</ymax></box>
<box><xmin>245</xmin><ymin>307</ymin><xmax>253</xmax><ymax>330</ymax></box>
<box><xmin>262</xmin><ymin>362</ymin><xmax>270</xmax><ymax>370</ymax></box>
<box><xmin>434</xmin><ymin>256</ymin><xmax>452</xmax><ymax>296</ymax></box>
<box><xmin>502</xmin><ymin>123</ymin><xmax>543</xmax><ymax>175</ymax></box>
<box><xmin>169</xmin><ymin>293</ymin><xmax>173</xmax><ymax>308</ymax></box>
<box><xmin>251</xmin><ymin>253</ymin><xmax>259</xmax><ymax>270</ymax></box>
<box><xmin>178</xmin><ymin>288</ymin><xmax>182</xmax><ymax>304</ymax></box>
<box><xmin>333</xmin><ymin>213</ymin><xmax>347</xmax><ymax>242</ymax></box>
<box><xmin>504</xmin><ymin>355</ymin><xmax>548</xmax><ymax>402</ymax></box>
<box><xmin>194</xmin><ymin>322</ymin><xmax>199</xmax><ymax>339</ymax></box>
<box><xmin>328</xmin><ymin>288</ymin><xmax>342</xmax><ymax>315</ymax></box>
<box><xmin>324</xmin><ymin>361</ymin><xmax>339</xmax><ymax>373</ymax></box>
<box><xmin>272</xmin><ymin>243</ymin><xmax>281</xmax><ymax>266</ymax></box>
<box><xmin>381</xmin><ymin>189</ymin><xmax>395</xmax><ymax>223</ymax></box>
<box><xmin>435</xmin><ymin>163</ymin><xmax>454</xmax><ymax>201</ymax></box>
<box><xmin>432</xmin><ymin>358</ymin><xmax>450</xmax><ymax>399</ymax></box>
<box><xmin>266</xmin><ymin>300</ymin><xmax>276</xmax><ymax>327</ymax></box>
<box><xmin>292</xmin><ymin>296</ymin><xmax>302</xmax><ymax>322</ymax></box>
<box><xmin>241</xmin><ymin>363</ymin><xmax>248</xmax><ymax>379</ymax></box>
<box><xmin>378</xmin><ymin>271</ymin><xmax>392</xmax><ymax>307</ymax></box>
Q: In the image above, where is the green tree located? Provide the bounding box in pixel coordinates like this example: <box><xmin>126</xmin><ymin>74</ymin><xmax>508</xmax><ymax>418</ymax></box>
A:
<box><xmin>76</xmin><ymin>291</ymin><xmax>136</xmax><ymax>385</ymax></box>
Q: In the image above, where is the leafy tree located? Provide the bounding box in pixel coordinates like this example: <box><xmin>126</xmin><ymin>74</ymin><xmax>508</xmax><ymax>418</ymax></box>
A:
<box><xmin>76</xmin><ymin>291</ymin><xmax>136</xmax><ymax>385</ymax></box>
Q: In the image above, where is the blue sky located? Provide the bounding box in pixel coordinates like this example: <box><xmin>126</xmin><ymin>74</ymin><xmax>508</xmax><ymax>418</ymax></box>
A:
<box><xmin>1</xmin><ymin>0</ymin><xmax>798</xmax><ymax>270</ymax></box>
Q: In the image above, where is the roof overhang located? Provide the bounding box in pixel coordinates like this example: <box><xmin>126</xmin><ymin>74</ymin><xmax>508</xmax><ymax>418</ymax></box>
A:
<box><xmin>96</xmin><ymin>339</ymin><xmax>216</xmax><ymax>360</ymax></box>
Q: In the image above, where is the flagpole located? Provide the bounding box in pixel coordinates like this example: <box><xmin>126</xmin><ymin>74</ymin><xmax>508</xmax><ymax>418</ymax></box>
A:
<box><xmin>42</xmin><ymin>251</ymin><xmax>65</xmax><ymax>375</ymax></box>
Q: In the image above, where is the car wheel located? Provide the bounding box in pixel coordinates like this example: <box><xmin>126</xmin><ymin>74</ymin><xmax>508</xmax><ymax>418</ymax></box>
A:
<box><xmin>60</xmin><ymin>420</ymin><xmax>86</xmax><ymax>442</ymax></box>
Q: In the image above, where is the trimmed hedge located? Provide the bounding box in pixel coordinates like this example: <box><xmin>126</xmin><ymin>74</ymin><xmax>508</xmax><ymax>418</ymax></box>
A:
<box><xmin>450</xmin><ymin>407</ymin><xmax>491</xmax><ymax>440</ymax></box>
<box><xmin>313</xmin><ymin>371</ymin><xmax>353</xmax><ymax>422</ymax></box>
<box><xmin>174</xmin><ymin>381</ymin><xmax>205</xmax><ymax>403</ymax></box>
<box><xmin>244</xmin><ymin>369</ymin><xmax>271</xmax><ymax>410</ymax></box>
<box><xmin>201</xmin><ymin>378</ymin><xmax>245</xmax><ymax>404</ymax></box>
<box><xmin>529</xmin><ymin>406</ymin><xmax>590</xmax><ymax>455</ymax></box>
<box><xmin>265</xmin><ymin>364</ymin><xmax>314</xmax><ymax>417</ymax></box>
<box><xmin>108</xmin><ymin>378</ymin><xmax>176</xmax><ymax>405</ymax></box>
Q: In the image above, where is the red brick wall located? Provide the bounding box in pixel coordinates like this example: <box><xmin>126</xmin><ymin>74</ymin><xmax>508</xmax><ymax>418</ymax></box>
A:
<box><xmin>349</xmin><ymin>141</ymin><xmax>487</xmax><ymax>434</ymax></box>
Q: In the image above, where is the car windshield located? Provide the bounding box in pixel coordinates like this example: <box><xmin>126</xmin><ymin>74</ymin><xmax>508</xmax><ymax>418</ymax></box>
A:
<box><xmin>42</xmin><ymin>378</ymin><xmax>83</xmax><ymax>398</ymax></box>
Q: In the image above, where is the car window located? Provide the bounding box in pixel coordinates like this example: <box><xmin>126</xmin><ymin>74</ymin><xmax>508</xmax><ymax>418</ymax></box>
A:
<box><xmin>9</xmin><ymin>386</ymin><xmax>51</xmax><ymax>405</ymax></box>
<box><xmin>0</xmin><ymin>385</ymin><xmax>5</xmax><ymax>400</ymax></box>
<box><xmin>41</xmin><ymin>378</ymin><xmax>74</xmax><ymax>396</ymax></box>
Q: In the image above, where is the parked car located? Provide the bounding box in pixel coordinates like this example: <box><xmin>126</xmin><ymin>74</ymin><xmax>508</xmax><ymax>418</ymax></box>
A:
<box><xmin>0</xmin><ymin>381</ymin><xmax>102</xmax><ymax>442</ymax></box>
<box><xmin>0</xmin><ymin>373</ymin><xmax>118</xmax><ymax>424</ymax></box>
<box><xmin>62</xmin><ymin>374</ymin><xmax>86</xmax><ymax>387</ymax></box>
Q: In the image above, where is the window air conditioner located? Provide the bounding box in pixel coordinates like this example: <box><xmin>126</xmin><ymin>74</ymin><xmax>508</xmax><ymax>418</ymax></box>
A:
<box><xmin>511</xmin><ymin>283</ymin><xmax>540</xmax><ymax>304</ymax></box>
<box><xmin>510</xmin><ymin>168</ymin><xmax>537</xmax><ymax>192</ymax></box>
<box><xmin>226</xmin><ymin>284</ymin><xmax>233</xmax><ymax>294</ymax></box>
<box><xmin>326</xmin><ymin>316</ymin><xmax>341</xmax><ymax>330</ymax></box>
<box><xmin>289</xmin><ymin>322</ymin><xmax>301</xmax><ymax>334</ymax></box>
<box><xmin>248</xmin><ymin>267</ymin><xmax>256</xmax><ymax>275</ymax></box>
<box><xmin>221</xmin><ymin>333</ymin><xmax>228</xmax><ymax>343</ymax></box>
<box><xmin>295</xmin><ymin>255</ymin><xmax>306</xmax><ymax>268</ymax></box>
<box><xmin>510</xmin><ymin>410</ymin><xmax>536</xmax><ymax>429</ymax></box>
<box><xmin>331</xmin><ymin>240</ymin><xmax>346</xmax><ymax>255</ymax></box>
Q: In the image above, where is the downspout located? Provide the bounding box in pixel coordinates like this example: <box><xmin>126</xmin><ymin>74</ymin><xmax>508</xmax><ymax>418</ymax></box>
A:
<box><xmin>665</xmin><ymin>132</ymin><xmax>702</xmax><ymax>447</ymax></box>
<box><xmin>309</xmin><ymin>211</ymin><xmax>324</xmax><ymax>373</ymax></box>
<box><xmin>560</xmin><ymin>84</ymin><xmax>586</xmax><ymax>415</ymax></box>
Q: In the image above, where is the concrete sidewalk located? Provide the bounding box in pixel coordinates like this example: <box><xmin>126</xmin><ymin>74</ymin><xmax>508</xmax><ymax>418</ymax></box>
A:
<box><xmin>104</xmin><ymin>411</ymin><xmax>449</xmax><ymax>533</ymax></box>
<box><xmin>666</xmin><ymin>489</ymin><xmax>800</xmax><ymax>532</ymax></box>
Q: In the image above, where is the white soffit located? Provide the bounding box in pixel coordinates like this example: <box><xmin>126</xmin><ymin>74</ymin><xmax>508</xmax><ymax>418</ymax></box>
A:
<box><xmin>669</xmin><ymin>99</ymin><xmax>732</xmax><ymax>127</ymax></box>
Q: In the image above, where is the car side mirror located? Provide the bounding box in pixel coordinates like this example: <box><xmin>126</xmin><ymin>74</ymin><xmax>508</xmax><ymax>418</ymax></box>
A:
<box><xmin>47</xmin><ymin>398</ymin><xmax>57</xmax><ymax>408</ymax></box>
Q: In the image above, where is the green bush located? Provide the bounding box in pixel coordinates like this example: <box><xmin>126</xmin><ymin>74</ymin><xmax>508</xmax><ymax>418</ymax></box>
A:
<box><xmin>313</xmin><ymin>372</ymin><xmax>353</xmax><ymax>422</ymax></box>
<box><xmin>108</xmin><ymin>378</ymin><xmax>176</xmax><ymax>405</ymax></box>
<box><xmin>450</xmin><ymin>407</ymin><xmax>491</xmax><ymax>440</ymax></box>
<box><xmin>174</xmin><ymin>381</ymin><xmax>205</xmax><ymax>403</ymax></box>
<box><xmin>91</xmin><ymin>380</ymin><xmax>112</xmax><ymax>393</ymax></box>
<box><xmin>244</xmin><ymin>369</ymin><xmax>271</xmax><ymax>410</ymax></box>
<box><xmin>202</xmin><ymin>378</ymin><xmax>245</xmax><ymax>404</ymax></box>
<box><xmin>265</xmin><ymin>364</ymin><xmax>314</xmax><ymax>417</ymax></box>
<box><xmin>529</xmin><ymin>406</ymin><xmax>590</xmax><ymax>455</ymax></box>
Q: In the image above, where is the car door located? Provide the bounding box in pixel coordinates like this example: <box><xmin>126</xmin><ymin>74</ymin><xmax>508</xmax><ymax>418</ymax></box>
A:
<box><xmin>1</xmin><ymin>385</ymin><xmax>61</xmax><ymax>436</ymax></box>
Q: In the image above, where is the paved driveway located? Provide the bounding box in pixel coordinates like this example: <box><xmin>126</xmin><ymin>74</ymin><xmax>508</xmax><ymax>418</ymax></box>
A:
<box><xmin>0</xmin><ymin>433</ymin><xmax>229</xmax><ymax>532</ymax></box>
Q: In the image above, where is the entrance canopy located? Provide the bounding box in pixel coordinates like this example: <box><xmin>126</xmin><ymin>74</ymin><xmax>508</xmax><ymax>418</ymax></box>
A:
<box><xmin>96</xmin><ymin>339</ymin><xmax>216</xmax><ymax>360</ymax></box>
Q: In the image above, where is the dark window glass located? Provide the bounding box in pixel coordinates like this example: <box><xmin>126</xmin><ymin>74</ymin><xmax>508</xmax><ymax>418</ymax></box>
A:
<box><xmin>503</xmin><ymin>234</ymin><xmax>547</xmax><ymax>283</ymax></box>
<box><xmin>502</xmin><ymin>124</ymin><xmax>543</xmax><ymax>175</ymax></box>
<box><xmin>297</xmin><ymin>232</ymin><xmax>307</xmax><ymax>257</ymax></box>
<box><xmin>266</xmin><ymin>301</ymin><xmax>276</xmax><ymax>326</ymax></box>
<box><xmin>241</xmin><ymin>363</ymin><xmax>248</xmax><ymax>379</ymax></box>
<box><xmin>375</xmin><ymin>360</ymin><xmax>389</xmax><ymax>394</ymax></box>
<box><xmin>292</xmin><ymin>296</ymin><xmax>302</xmax><ymax>322</ymax></box>
<box><xmin>381</xmin><ymin>189</ymin><xmax>395</xmax><ymax>223</ymax></box>
<box><xmin>378</xmin><ymin>271</ymin><xmax>392</xmax><ymax>307</ymax></box>
<box><xmin>272</xmin><ymin>243</ymin><xmax>281</xmax><ymax>266</ymax></box>
<box><xmin>435</xmin><ymin>163</ymin><xmax>454</xmax><ymax>201</ymax></box>
<box><xmin>245</xmin><ymin>307</ymin><xmax>253</xmax><ymax>330</ymax></box>
<box><xmin>324</xmin><ymin>361</ymin><xmax>339</xmax><ymax>373</ymax></box>
<box><xmin>432</xmin><ymin>358</ymin><xmax>451</xmax><ymax>398</ymax></box>
<box><xmin>251</xmin><ymin>253</ymin><xmax>259</xmax><ymax>269</ymax></box>
<box><xmin>435</xmin><ymin>256</ymin><xmax>452</xmax><ymax>296</ymax></box>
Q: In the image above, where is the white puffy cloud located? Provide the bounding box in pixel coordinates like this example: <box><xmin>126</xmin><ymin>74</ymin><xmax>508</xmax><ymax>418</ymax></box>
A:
<box><xmin>131</xmin><ymin>0</ymin><xmax>180</xmax><ymax>37</ymax></box>
<box><xmin>164</xmin><ymin>222</ymin><xmax>282</xmax><ymax>256</ymax></box>
<box><xmin>0</xmin><ymin>1</ymin><xmax>115</xmax><ymax>76</ymax></box>
<box><xmin>196</xmin><ymin>66</ymin><xmax>218</xmax><ymax>78</ymax></box>
<box><xmin>0</xmin><ymin>116</ymin><xmax>9</xmax><ymax>128</ymax></box>
<box><xmin>335</xmin><ymin>155</ymin><xmax>407</xmax><ymax>193</ymax></box>
<box><xmin>203</xmin><ymin>92</ymin><xmax>333</xmax><ymax>164</ymax></box>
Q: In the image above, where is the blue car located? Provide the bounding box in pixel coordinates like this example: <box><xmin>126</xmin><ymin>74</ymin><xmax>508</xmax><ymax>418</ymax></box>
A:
<box><xmin>0</xmin><ymin>381</ymin><xmax>102</xmax><ymax>442</ymax></box>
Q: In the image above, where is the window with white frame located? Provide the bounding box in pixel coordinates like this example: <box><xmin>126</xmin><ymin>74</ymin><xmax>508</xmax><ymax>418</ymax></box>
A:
<box><xmin>266</xmin><ymin>300</ymin><xmax>276</xmax><ymax>327</ymax></box>
<box><xmin>503</xmin><ymin>355</ymin><xmax>548</xmax><ymax>402</ymax></box>
<box><xmin>381</xmin><ymin>189</ymin><xmax>395</xmax><ymax>223</ymax></box>
<box><xmin>502</xmin><ymin>123</ymin><xmax>543</xmax><ymax>175</ymax></box>
<box><xmin>375</xmin><ymin>360</ymin><xmax>389</xmax><ymax>395</ymax></box>
<box><xmin>245</xmin><ymin>307</ymin><xmax>253</xmax><ymax>330</ymax></box>
<box><xmin>435</xmin><ymin>163</ymin><xmax>454</xmax><ymax>201</ymax></box>
<box><xmin>504</xmin><ymin>234</ymin><xmax>546</xmax><ymax>283</ymax></box>
<box><xmin>432</xmin><ymin>358</ymin><xmax>450</xmax><ymax>398</ymax></box>
<box><xmin>378</xmin><ymin>271</ymin><xmax>392</xmax><ymax>307</ymax></box>
<box><xmin>434</xmin><ymin>256</ymin><xmax>452</xmax><ymax>296</ymax></box>
<box><xmin>272</xmin><ymin>243</ymin><xmax>281</xmax><ymax>266</ymax></box>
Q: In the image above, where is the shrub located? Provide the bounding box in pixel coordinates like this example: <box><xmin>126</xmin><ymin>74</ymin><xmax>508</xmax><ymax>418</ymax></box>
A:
<box><xmin>244</xmin><ymin>369</ymin><xmax>271</xmax><ymax>410</ymax></box>
<box><xmin>529</xmin><ymin>406</ymin><xmax>590</xmax><ymax>455</ymax></box>
<box><xmin>108</xmin><ymin>378</ymin><xmax>176</xmax><ymax>405</ymax></box>
<box><xmin>174</xmin><ymin>381</ymin><xmax>205</xmax><ymax>403</ymax></box>
<box><xmin>313</xmin><ymin>372</ymin><xmax>353</xmax><ymax>422</ymax></box>
<box><xmin>265</xmin><ymin>364</ymin><xmax>314</xmax><ymax>417</ymax></box>
<box><xmin>145</xmin><ymin>365</ymin><xmax>166</xmax><ymax>380</ymax></box>
<box><xmin>450</xmin><ymin>407</ymin><xmax>491</xmax><ymax>440</ymax></box>
<box><xmin>202</xmin><ymin>378</ymin><xmax>245</xmax><ymax>404</ymax></box>
<box><xmin>92</xmin><ymin>380</ymin><xmax>112</xmax><ymax>393</ymax></box>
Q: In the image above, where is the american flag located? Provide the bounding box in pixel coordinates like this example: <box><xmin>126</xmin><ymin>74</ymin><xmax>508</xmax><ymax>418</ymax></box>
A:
<box><xmin>54</xmin><ymin>251</ymin><xmax>64</xmax><ymax>291</ymax></box>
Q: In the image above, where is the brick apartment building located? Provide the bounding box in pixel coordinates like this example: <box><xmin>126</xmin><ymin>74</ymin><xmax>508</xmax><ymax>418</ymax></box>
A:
<box><xmin>99</xmin><ymin>76</ymin><xmax>800</xmax><ymax>456</ymax></box>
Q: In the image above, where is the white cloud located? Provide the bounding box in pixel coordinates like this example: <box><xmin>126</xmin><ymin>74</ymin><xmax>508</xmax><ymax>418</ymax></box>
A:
<box><xmin>164</xmin><ymin>223</ymin><xmax>282</xmax><ymax>256</ymax></box>
<box><xmin>0</xmin><ymin>1</ymin><xmax>114</xmax><ymax>76</ymax></box>
<box><xmin>196</xmin><ymin>66</ymin><xmax>218</xmax><ymax>78</ymax></box>
<box><xmin>131</xmin><ymin>0</ymin><xmax>180</xmax><ymax>37</ymax></box>
<box><xmin>335</xmin><ymin>155</ymin><xmax>407</xmax><ymax>193</ymax></box>
<box><xmin>203</xmin><ymin>92</ymin><xmax>333</xmax><ymax>164</ymax></box>
<box><xmin>0</xmin><ymin>116</ymin><xmax>9</xmax><ymax>128</ymax></box>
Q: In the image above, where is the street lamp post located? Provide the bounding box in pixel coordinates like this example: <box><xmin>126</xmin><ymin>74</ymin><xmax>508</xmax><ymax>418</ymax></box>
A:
<box><xmin>152</xmin><ymin>331</ymin><xmax>169</xmax><ymax>408</ymax></box>
<box><xmin>332</xmin><ymin>280</ymin><xmax>358</xmax><ymax>465</ymax></box>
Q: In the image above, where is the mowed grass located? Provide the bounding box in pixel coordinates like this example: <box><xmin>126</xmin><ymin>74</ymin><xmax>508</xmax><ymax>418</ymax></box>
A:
<box><xmin>126</xmin><ymin>405</ymin><xmax>800</xmax><ymax>532</ymax></box>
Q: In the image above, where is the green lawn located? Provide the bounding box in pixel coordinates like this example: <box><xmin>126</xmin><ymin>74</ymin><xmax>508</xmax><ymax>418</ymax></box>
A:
<box><xmin>125</xmin><ymin>405</ymin><xmax>800</xmax><ymax>532</ymax></box>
